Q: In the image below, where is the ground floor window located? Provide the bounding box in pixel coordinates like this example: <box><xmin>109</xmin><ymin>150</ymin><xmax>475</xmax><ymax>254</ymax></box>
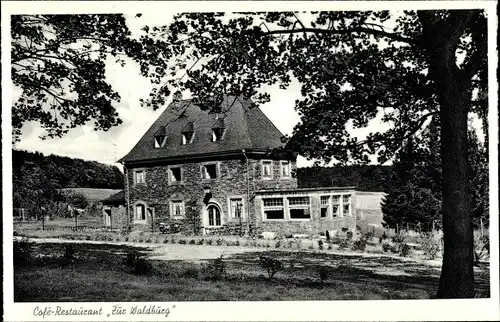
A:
<box><xmin>342</xmin><ymin>195</ymin><xmax>351</xmax><ymax>216</ymax></box>
<box><xmin>288</xmin><ymin>196</ymin><xmax>311</xmax><ymax>219</ymax></box>
<box><xmin>229</xmin><ymin>198</ymin><xmax>244</xmax><ymax>219</ymax></box>
<box><xmin>263</xmin><ymin>198</ymin><xmax>284</xmax><ymax>220</ymax></box>
<box><xmin>170</xmin><ymin>200</ymin><xmax>185</xmax><ymax>219</ymax></box>
<box><xmin>207</xmin><ymin>204</ymin><xmax>222</xmax><ymax>226</ymax></box>
<box><xmin>320</xmin><ymin>196</ymin><xmax>330</xmax><ymax>218</ymax></box>
<box><xmin>332</xmin><ymin>195</ymin><xmax>341</xmax><ymax>217</ymax></box>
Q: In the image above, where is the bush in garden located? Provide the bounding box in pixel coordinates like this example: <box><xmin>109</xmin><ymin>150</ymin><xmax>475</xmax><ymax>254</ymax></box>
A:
<box><xmin>325</xmin><ymin>230</ymin><xmax>331</xmax><ymax>241</ymax></box>
<box><xmin>179</xmin><ymin>239</ymin><xmax>186</xmax><ymax>244</ymax></box>
<box><xmin>206</xmin><ymin>239</ymin><xmax>213</xmax><ymax>245</ymax></box>
<box><xmin>189</xmin><ymin>239</ymin><xmax>195</xmax><ymax>245</ymax></box>
<box><xmin>163</xmin><ymin>238</ymin><xmax>169</xmax><ymax>244</ymax></box>
<box><xmin>421</xmin><ymin>236</ymin><xmax>441</xmax><ymax>259</ymax></box>
<box><xmin>382</xmin><ymin>242</ymin><xmax>391</xmax><ymax>253</ymax></box>
<box><xmin>338</xmin><ymin>238</ymin><xmax>350</xmax><ymax>251</ymax></box>
<box><xmin>216</xmin><ymin>238</ymin><xmax>224</xmax><ymax>246</ymax></box>
<box><xmin>259</xmin><ymin>256</ymin><xmax>284</xmax><ymax>280</ymax></box>
<box><xmin>287</xmin><ymin>239</ymin><xmax>294</xmax><ymax>249</ymax></box>
<box><xmin>64</xmin><ymin>244</ymin><xmax>76</xmax><ymax>261</ymax></box>
<box><xmin>327</xmin><ymin>242</ymin><xmax>333</xmax><ymax>250</ymax></box>
<box><xmin>318</xmin><ymin>240</ymin><xmax>324</xmax><ymax>250</ymax></box>
<box><xmin>392</xmin><ymin>234</ymin><xmax>406</xmax><ymax>244</ymax></box>
<box><xmin>352</xmin><ymin>238</ymin><xmax>367</xmax><ymax>251</ymax></box>
<box><xmin>275</xmin><ymin>239</ymin><xmax>282</xmax><ymax>248</ymax></box>
<box><xmin>399</xmin><ymin>243</ymin><xmax>412</xmax><ymax>257</ymax></box>
<box><xmin>346</xmin><ymin>231</ymin><xmax>353</xmax><ymax>239</ymax></box>
<box><xmin>182</xmin><ymin>265</ymin><xmax>200</xmax><ymax>279</ymax></box>
<box><xmin>474</xmin><ymin>234</ymin><xmax>489</xmax><ymax>265</ymax></box>
<box><xmin>296</xmin><ymin>239</ymin><xmax>303</xmax><ymax>249</ymax></box>
<box><xmin>234</xmin><ymin>240</ymin><xmax>240</xmax><ymax>246</ymax></box>
<box><xmin>197</xmin><ymin>239</ymin><xmax>205</xmax><ymax>245</ymax></box>
<box><xmin>14</xmin><ymin>238</ymin><xmax>33</xmax><ymax>267</ymax></box>
<box><xmin>134</xmin><ymin>257</ymin><xmax>152</xmax><ymax>275</ymax></box>
<box><xmin>318</xmin><ymin>265</ymin><xmax>334</xmax><ymax>284</ymax></box>
<box><xmin>203</xmin><ymin>255</ymin><xmax>226</xmax><ymax>281</ymax></box>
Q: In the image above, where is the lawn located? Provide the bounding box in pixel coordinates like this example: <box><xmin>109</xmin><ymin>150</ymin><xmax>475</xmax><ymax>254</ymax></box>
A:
<box><xmin>14</xmin><ymin>241</ymin><xmax>490</xmax><ymax>302</ymax></box>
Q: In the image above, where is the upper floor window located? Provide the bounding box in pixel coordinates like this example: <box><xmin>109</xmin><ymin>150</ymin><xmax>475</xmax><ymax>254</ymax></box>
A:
<box><xmin>212</xmin><ymin>128</ymin><xmax>226</xmax><ymax>142</ymax></box>
<box><xmin>262</xmin><ymin>160</ymin><xmax>273</xmax><ymax>179</ymax></box>
<box><xmin>211</xmin><ymin>118</ymin><xmax>226</xmax><ymax>142</ymax></box>
<box><xmin>280</xmin><ymin>161</ymin><xmax>291</xmax><ymax>178</ymax></box>
<box><xmin>169</xmin><ymin>167</ymin><xmax>183</xmax><ymax>184</ymax></box>
<box><xmin>134</xmin><ymin>170</ymin><xmax>145</xmax><ymax>185</ymax></box>
<box><xmin>181</xmin><ymin>122</ymin><xmax>195</xmax><ymax>145</ymax></box>
<box><xmin>202</xmin><ymin>163</ymin><xmax>218</xmax><ymax>180</ymax></box>
<box><xmin>154</xmin><ymin>126</ymin><xmax>167</xmax><ymax>148</ymax></box>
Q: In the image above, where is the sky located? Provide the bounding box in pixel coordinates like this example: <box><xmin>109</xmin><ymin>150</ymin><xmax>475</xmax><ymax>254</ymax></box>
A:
<box><xmin>11</xmin><ymin>12</ymin><xmax>483</xmax><ymax>170</ymax></box>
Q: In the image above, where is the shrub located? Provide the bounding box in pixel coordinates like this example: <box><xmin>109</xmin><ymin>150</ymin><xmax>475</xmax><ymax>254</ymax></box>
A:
<box><xmin>206</xmin><ymin>239</ymin><xmax>213</xmax><ymax>245</ymax></box>
<box><xmin>182</xmin><ymin>266</ymin><xmax>200</xmax><ymax>279</ymax></box>
<box><xmin>275</xmin><ymin>239</ymin><xmax>282</xmax><ymax>248</ymax></box>
<box><xmin>318</xmin><ymin>265</ymin><xmax>334</xmax><ymax>284</ymax></box>
<box><xmin>203</xmin><ymin>256</ymin><xmax>226</xmax><ymax>281</ymax></box>
<box><xmin>64</xmin><ymin>244</ymin><xmax>76</xmax><ymax>261</ymax></box>
<box><xmin>216</xmin><ymin>238</ymin><xmax>224</xmax><ymax>246</ymax></box>
<box><xmin>179</xmin><ymin>239</ymin><xmax>186</xmax><ymax>244</ymax></box>
<box><xmin>234</xmin><ymin>240</ymin><xmax>240</xmax><ymax>247</ymax></box>
<box><xmin>474</xmin><ymin>234</ymin><xmax>489</xmax><ymax>265</ymax></box>
<box><xmin>163</xmin><ymin>238</ymin><xmax>169</xmax><ymax>244</ymax></box>
<box><xmin>327</xmin><ymin>242</ymin><xmax>333</xmax><ymax>250</ymax></box>
<box><xmin>145</xmin><ymin>238</ymin><xmax>152</xmax><ymax>243</ymax></box>
<box><xmin>392</xmin><ymin>234</ymin><xmax>406</xmax><ymax>244</ymax></box>
<box><xmin>134</xmin><ymin>257</ymin><xmax>152</xmax><ymax>275</ymax></box>
<box><xmin>325</xmin><ymin>230</ymin><xmax>331</xmax><ymax>241</ymax></box>
<box><xmin>338</xmin><ymin>238</ymin><xmax>350</xmax><ymax>251</ymax></box>
<box><xmin>399</xmin><ymin>243</ymin><xmax>411</xmax><ymax>257</ymax></box>
<box><xmin>287</xmin><ymin>240</ymin><xmax>294</xmax><ymax>249</ymax></box>
<box><xmin>197</xmin><ymin>239</ymin><xmax>205</xmax><ymax>245</ymax></box>
<box><xmin>382</xmin><ymin>242</ymin><xmax>391</xmax><ymax>253</ymax></box>
<box><xmin>259</xmin><ymin>256</ymin><xmax>284</xmax><ymax>280</ymax></box>
<box><xmin>296</xmin><ymin>239</ymin><xmax>303</xmax><ymax>249</ymax></box>
<box><xmin>318</xmin><ymin>240</ymin><xmax>324</xmax><ymax>250</ymax></box>
<box><xmin>346</xmin><ymin>231</ymin><xmax>353</xmax><ymax>239</ymax></box>
<box><xmin>421</xmin><ymin>236</ymin><xmax>441</xmax><ymax>259</ymax></box>
<box><xmin>125</xmin><ymin>251</ymin><xmax>139</xmax><ymax>267</ymax></box>
<box><xmin>14</xmin><ymin>238</ymin><xmax>33</xmax><ymax>267</ymax></box>
<box><xmin>352</xmin><ymin>238</ymin><xmax>367</xmax><ymax>251</ymax></box>
<box><xmin>189</xmin><ymin>239</ymin><xmax>196</xmax><ymax>245</ymax></box>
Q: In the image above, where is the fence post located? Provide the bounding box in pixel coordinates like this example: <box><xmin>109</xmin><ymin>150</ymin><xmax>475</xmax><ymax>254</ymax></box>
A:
<box><xmin>75</xmin><ymin>209</ymin><xmax>78</xmax><ymax>230</ymax></box>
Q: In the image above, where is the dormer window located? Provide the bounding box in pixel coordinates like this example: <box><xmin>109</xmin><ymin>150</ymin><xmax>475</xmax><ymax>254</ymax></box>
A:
<box><xmin>212</xmin><ymin>128</ymin><xmax>226</xmax><ymax>142</ymax></box>
<box><xmin>181</xmin><ymin>122</ymin><xmax>195</xmax><ymax>145</ymax></box>
<box><xmin>154</xmin><ymin>126</ymin><xmax>167</xmax><ymax>148</ymax></box>
<box><xmin>211</xmin><ymin>118</ymin><xmax>226</xmax><ymax>142</ymax></box>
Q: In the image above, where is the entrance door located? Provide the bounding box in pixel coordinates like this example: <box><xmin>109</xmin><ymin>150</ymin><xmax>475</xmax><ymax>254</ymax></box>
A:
<box><xmin>104</xmin><ymin>209</ymin><xmax>112</xmax><ymax>226</ymax></box>
<box><xmin>207</xmin><ymin>204</ymin><xmax>221</xmax><ymax>227</ymax></box>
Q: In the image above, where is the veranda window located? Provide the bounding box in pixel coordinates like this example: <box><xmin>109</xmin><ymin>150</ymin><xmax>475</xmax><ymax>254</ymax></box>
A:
<box><xmin>263</xmin><ymin>198</ymin><xmax>284</xmax><ymax>220</ymax></box>
<box><xmin>288</xmin><ymin>196</ymin><xmax>311</xmax><ymax>219</ymax></box>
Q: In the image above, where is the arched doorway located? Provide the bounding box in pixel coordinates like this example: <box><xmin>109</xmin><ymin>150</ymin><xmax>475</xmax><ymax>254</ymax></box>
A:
<box><xmin>206</xmin><ymin>203</ymin><xmax>222</xmax><ymax>227</ymax></box>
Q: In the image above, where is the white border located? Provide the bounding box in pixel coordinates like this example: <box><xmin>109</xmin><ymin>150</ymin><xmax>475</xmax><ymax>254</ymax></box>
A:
<box><xmin>2</xmin><ymin>1</ymin><xmax>499</xmax><ymax>321</ymax></box>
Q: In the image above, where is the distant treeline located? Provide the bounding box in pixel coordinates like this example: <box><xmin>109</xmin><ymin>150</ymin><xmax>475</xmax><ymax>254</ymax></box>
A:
<box><xmin>297</xmin><ymin>165</ymin><xmax>393</xmax><ymax>192</ymax></box>
<box><xmin>13</xmin><ymin>149</ymin><xmax>124</xmax><ymax>210</ymax></box>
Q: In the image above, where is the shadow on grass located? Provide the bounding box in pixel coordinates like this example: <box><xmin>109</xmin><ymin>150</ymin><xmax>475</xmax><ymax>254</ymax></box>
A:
<box><xmin>14</xmin><ymin>242</ymin><xmax>490</xmax><ymax>301</ymax></box>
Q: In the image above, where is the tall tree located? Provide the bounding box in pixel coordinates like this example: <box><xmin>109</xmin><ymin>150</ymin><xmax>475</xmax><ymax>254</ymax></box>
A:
<box><xmin>134</xmin><ymin>10</ymin><xmax>488</xmax><ymax>298</ymax></box>
<box><xmin>11</xmin><ymin>14</ymin><xmax>159</xmax><ymax>142</ymax></box>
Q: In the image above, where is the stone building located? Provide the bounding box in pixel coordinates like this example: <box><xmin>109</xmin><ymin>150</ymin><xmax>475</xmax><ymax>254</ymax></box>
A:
<box><xmin>101</xmin><ymin>190</ymin><xmax>127</xmax><ymax>229</ymax></box>
<box><xmin>118</xmin><ymin>96</ymin><xmax>358</xmax><ymax>235</ymax></box>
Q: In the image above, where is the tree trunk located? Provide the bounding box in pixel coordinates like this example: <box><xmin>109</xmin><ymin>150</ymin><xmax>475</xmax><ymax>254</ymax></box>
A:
<box><xmin>434</xmin><ymin>66</ymin><xmax>474</xmax><ymax>298</ymax></box>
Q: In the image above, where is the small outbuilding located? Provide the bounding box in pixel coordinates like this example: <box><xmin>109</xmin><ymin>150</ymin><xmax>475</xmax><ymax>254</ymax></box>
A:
<box><xmin>101</xmin><ymin>190</ymin><xmax>127</xmax><ymax>229</ymax></box>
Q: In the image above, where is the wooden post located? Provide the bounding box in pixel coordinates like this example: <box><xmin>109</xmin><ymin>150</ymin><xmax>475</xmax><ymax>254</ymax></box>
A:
<box><xmin>151</xmin><ymin>208</ymin><xmax>154</xmax><ymax>233</ymax></box>
<box><xmin>75</xmin><ymin>209</ymin><xmax>78</xmax><ymax>230</ymax></box>
<box><xmin>41</xmin><ymin>207</ymin><xmax>45</xmax><ymax>230</ymax></box>
<box><xmin>480</xmin><ymin>218</ymin><xmax>484</xmax><ymax>238</ymax></box>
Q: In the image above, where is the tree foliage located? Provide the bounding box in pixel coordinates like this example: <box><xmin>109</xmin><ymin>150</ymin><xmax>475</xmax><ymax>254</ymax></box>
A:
<box><xmin>11</xmin><ymin>14</ymin><xmax>162</xmax><ymax>142</ymax></box>
<box><xmin>13</xmin><ymin>149</ymin><xmax>124</xmax><ymax>211</ymax></box>
<box><xmin>132</xmin><ymin>10</ymin><xmax>487</xmax><ymax>298</ymax></box>
<box><xmin>382</xmin><ymin>119</ymin><xmax>489</xmax><ymax>232</ymax></box>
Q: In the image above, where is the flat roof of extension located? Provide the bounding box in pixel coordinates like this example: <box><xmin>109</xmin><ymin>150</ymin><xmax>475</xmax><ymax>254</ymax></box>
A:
<box><xmin>255</xmin><ymin>186</ymin><xmax>357</xmax><ymax>195</ymax></box>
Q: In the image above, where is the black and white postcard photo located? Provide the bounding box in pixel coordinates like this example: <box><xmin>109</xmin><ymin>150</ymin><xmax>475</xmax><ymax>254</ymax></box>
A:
<box><xmin>2</xmin><ymin>1</ymin><xmax>499</xmax><ymax>321</ymax></box>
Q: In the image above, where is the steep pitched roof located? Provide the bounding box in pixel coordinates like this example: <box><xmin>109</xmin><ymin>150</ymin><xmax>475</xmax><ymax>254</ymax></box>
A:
<box><xmin>120</xmin><ymin>96</ymin><xmax>286</xmax><ymax>163</ymax></box>
<box><xmin>101</xmin><ymin>190</ymin><xmax>125</xmax><ymax>205</ymax></box>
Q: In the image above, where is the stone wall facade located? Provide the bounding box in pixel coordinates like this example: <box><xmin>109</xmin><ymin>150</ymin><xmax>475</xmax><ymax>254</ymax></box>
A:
<box><xmin>102</xmin><ymin>205</ymin><xmax>127</xmax><ymax>230</ymax></box>
<box><xmin>253</xmin><ymin>189</ymin><xmax>357</xmax><ymax>236</ymax></box>
<box><xmin>124</xmin><ymin>155</ymin><xmax>298</xmax><ymax>234</ymax></box>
